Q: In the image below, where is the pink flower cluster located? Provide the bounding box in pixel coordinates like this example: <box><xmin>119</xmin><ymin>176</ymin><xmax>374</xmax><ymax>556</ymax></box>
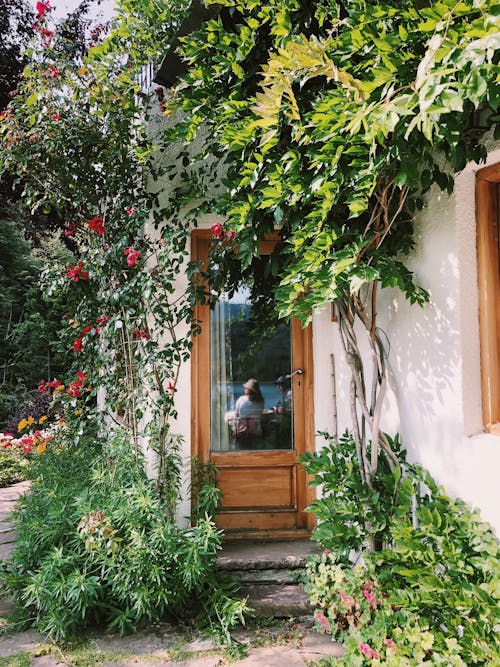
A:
<box><xmin>385</xmin><ymin>638</ymin><xmax>396</xmax><ymax>653</ymax></box>
<box><xmin>38</xmin><ymin>378</ymin><xmax>63</xmax><ymax>392</ymax></box>
<box><xmin>36</xmin><ymin>0</ymin><xmax>51</xmax><ymax>20</ymax></box>
<box><xmin>38</xmin><ymin>372</ymin><xmax>89</xmax><ymax>400</ymax></box>
<box><xmin>358</xmin><ymin>642</ymin><xmax>380</xmax><ymax>659</ymax></box>
<box><xmin>132</xmin><ymin>326</ymin><xmax>150</xmax><ymax>340</ymax></box>
<box><xmin>124</xmin><ymin>247</ymin><xmax>141</xmax><ymax>267</ymax></box>
<box><xmin>339</xmin><ymin>590</ymin><xmax>356</xmax><ymax>607</ymax></box>
<box><xmin>68</xmin><ymin>371</ymin><xmax>88</xmax><ymax>398</ymax></box>
<box><xmin>315</xmin><ymin>611</ymin><xmax>331</xmax><ymax>634</ymax></box>
<box><xmin>361</xmin><ymin>580</ymin><xmax>380</xmax><ymax>609</ymax></box>
<box><xmin>72</xmin><ymin>316</ymin><xmax>109</xmax><ymax>353</ymax></box>
<box><xmin>33</xmin><ymin>0</ymin><xmax>54</xmax><ymax>46</ymax></box>
<box><xmin>211</xmin><ymin>222</ymin><xmax>235</xmax><ymax>241</ymax></box>
<box><xmin>1</xmin><ymin>430</ymin><xmax>53</xmax><ymax>455</ymax></box>
<box><xmin>44</xmin><ymin>65</ymin><xmax>60</xmax><ymax>78</ymax></box>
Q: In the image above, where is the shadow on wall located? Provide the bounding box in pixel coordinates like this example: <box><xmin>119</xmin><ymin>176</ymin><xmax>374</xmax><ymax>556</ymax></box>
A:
<box><xmin>382</xmin><ymin>232</ymin><xmax>463</xmax><ymax>472</ymax></box>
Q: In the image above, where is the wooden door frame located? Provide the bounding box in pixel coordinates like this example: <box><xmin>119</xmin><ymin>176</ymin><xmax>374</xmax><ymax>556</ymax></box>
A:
<box><xmin>476</xmin><ymin>163</ymin><xmax>500</xmax><ymax>432</ymax></box>
<box><xmin>190</xmin><ymin>229</ymin><xmax>316</xmax><ymax>534</ymax></box>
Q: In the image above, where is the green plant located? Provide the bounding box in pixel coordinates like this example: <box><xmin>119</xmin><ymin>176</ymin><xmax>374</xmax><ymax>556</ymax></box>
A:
<box><xmin>303</xmin><ymin>453</ymin><xmax>500</xmax><ymax>666</ymax></box>
<box><xmin>305</xmin><ymin>551</ymin><xmax>469</xmax><ymax>666</ymax></box>
<box><xmin>0</xmin><ymin>427</ymin><xmax>234</xmax><ymax>641</ymax></box>
<box><xmin>0</xmin><ymin>655</ymin><xmax>31</xmax><ymax>667</ymax></box>
<box><xmin>191</xmin><ymin>457</ymin><xmax>223</xmax><ymax>522</ymax></box>
<box><xmin>372</xmin><ymin>466</ymin><xmax>500</xmax><ymax>666</ymax></box>
<box><xmin>0</xmin><ymin>447</ymin><xmax>27</xmax><ymax>487</ymax></box>
<box><xmin>302</xmin><ymin>431</ymin><xmax>411</xmax><ymax>558</ymax></box>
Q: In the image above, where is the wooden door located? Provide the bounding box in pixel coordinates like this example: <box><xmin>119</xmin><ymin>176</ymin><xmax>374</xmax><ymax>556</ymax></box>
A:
<box><xmin>191</xmin><ymin>231</ymin><xmax>315</xmax><ymax>539</ymax></box>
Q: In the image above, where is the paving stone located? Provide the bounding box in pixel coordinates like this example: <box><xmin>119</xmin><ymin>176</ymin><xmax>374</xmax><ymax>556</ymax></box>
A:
<box><xmin>0</xmin><ymin>530</ymin><xmax>16</xmax><ymax>544</ymax></box>
<box><xmin>0</xmin><ymin>542</ymin><xmax>15</xmax><ymax>561</ymax></box>
<box><xmin>0</xmin><ymin>630</ymin><xmax>46</xmax><ymax>658</ymax></box>
<box><xmin>217</xmin><ymin>541</ymin><xmax>320</xmax><ymax>572</ymax></box>
<box><xmin>0</xmin><ymin>523</ymin><xmax>15</xmax><ymax>534</ymax></box>
<box><xmin>183</xmin><ymin>637</ymin><xmax>219</xmax><ymax>652</ymax></box>
<box><xmin>0</xmin><ymin>482</ymin><xmax>30</xmax><ymax>502</ymax></box>
<box><xmin>31</xmin><ymin>656</ymin><xmax>67</xmax><ymax>667</ymax></box>
<box><xmin>174</xmin><ymin>657</ymin><xmax>227</xmax><ymax>666</ymax></box>
<box><xmin>228</xmin><ymin>568</ymin><xmax>300</xmax><ymax>585</ymax></box>
<box><xmin>240</xmin><ymin>584</ymin><xmax>312</xmax><ymax>617</ymax></box>
<box><xmin>299</xmin><ymin>631</ymin><xmax>344</xmax><ymax>659</ymax></box>
<box><xmin>90</xmin><ymin>624</ymin><xmax>187</xmax><ymax>654</ymax></box>
<box><xmin>232</xmin><ymin>646</ymin><xmax>307</xmax><ymax>666</ymax></box>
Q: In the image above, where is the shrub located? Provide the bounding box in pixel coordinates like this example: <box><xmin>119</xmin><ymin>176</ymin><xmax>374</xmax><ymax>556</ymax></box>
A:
<box><xmin>301</xmin><ymin>431</ymin><xmax>410</xmax><ymax>562</ymax></box>
<box><xmin>303</xmin><ymin>434</ymin><xmax>500</xmax><ymax>666</ymax></box>
<box><xmin>0</xmin><ymin>447</ymin><xmax>27</xmax><ymax>487</ymax></box>
<box><xmin>305</xmin><ymin>552</ymin><xmax>469</xmax><ymax>666</ymax></box>
<box><xmin>0</xmin><ymin>427</ymin><xmax>245</xmax><ymax>640</ymax></box>
<box><xmin>372</xmin><ymin>467</ymin><xmax>500</xmax><ymax>666</ymax></box>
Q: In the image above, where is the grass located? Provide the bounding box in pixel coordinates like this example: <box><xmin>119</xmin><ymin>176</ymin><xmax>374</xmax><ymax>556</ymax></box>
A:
<box><xmin>0</xmin><ymin>655</ymin><xmax>31</xmax><ymax>667</ymax></box>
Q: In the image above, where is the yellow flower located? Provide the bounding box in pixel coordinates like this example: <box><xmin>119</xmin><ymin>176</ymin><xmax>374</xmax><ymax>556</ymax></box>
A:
<box><xmin>18</xmin><ymin>418</ymin><xmax>28</xmax><ymax>431</ymax></box>
<box><xmin>74</xmin><ymin>409</ymin><xmax>82</xmax><ymax>416</ymax></box>
<box><xmin>27</xmin><ymin>416</ymin><xmax>34</xmax><ymax>426</ymax></box>
<box><xmin>54</xmin><ymin>384</ymin><xmax>65</xmax><ymax>394</ymax></box>
<box><xmin>39</xmin><ymin>415</ymin><xmax>48</xmax><ymax>425</ymax></box>
<box><xmin>37</xmin><ymin>441</ymin><xmax>47</xmax><ymax>454</ymax></box>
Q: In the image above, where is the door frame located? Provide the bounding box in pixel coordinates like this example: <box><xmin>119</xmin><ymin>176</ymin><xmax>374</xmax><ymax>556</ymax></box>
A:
<box><xmin>190</xmin><ymin>229</ymin><xmax>316</xmax><ymax>537</ymax></box>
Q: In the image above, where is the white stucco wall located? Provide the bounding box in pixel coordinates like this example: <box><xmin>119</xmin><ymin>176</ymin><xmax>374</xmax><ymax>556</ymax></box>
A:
<box><xmin>312</xmin><ymin>144</ymin><xmax>500</xmax><ymax>535</ymax></box>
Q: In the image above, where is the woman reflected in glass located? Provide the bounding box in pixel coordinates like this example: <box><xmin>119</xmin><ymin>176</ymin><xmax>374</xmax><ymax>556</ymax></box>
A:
<box><xmin>234</xmin><ymin>378</ymin><xmax>264</xmax><ymax>441</ymax></box>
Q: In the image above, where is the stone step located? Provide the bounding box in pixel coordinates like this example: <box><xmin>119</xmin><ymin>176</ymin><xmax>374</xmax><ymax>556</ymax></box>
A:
<box><xmin>229</xmin><ymin>567</ymin><xmax>301</xmax><ymax>585</ymax></box>
<box><xmin>216</xmin><ymin>541</ymin><xmax>319</xmax><ymax>620</ymax></box>
<box><xmin>217</xmin><ymin>540</ymin><xmax>320</xmax><ymax>572</ymax></box>
<box><xmin>240</xmin><ymin>583</ymin><xmax>313</xmax><ymax>618</ymax></box>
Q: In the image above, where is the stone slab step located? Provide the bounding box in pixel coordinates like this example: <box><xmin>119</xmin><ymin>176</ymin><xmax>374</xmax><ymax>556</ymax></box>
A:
<box><xmin>229</xmin><ymin>567</ymin><xmax>301</xmax><ymax>585</ymax></box>
<box><xmin>239</xmin><ymin>584</ymin><xmax>312</xmax><ymax>618</ymax></box>
<box><xmin>217</xmin><ymin>540</ymin><xmax>320</xmax><ymax>572</ymax></box>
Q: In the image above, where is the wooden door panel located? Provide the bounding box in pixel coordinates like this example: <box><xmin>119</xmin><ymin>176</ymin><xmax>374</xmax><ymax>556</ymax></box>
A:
<box><xmin>216</xmin><ymin>510</ymin><xmax>297</xmax><ymax>531</ymax></box>
<box><xmin>216</xmin><ymin>466</ymin><xmax>295</xmax><ymax>509</ymax></box>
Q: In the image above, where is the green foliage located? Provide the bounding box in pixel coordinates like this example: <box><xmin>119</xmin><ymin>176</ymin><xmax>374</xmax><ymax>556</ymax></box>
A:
<box><xmin>168</xmin><ymin>0</ymin><xmax>498</xmax><ymax>322</ymax></box>
<box><xmin>304</xmin><ymin>443</ymin><xmax>500</xmax><ymax>665</ymax></box>
<box><xmin>191</xmin><ymin>457</ymin><xmax>223</xmax><ymax>521</ymax></box>
<box><xmin>0</xmin><ymin>428</ymin><xmax>232</xmax><ymax>641</ymax></box>
<box><xmin>0</xmin><ymin>217</ymin><xmax>72</xmax><ymax>429</ymax></box>
<box><xmin>372</xmin><ymin>467</ymin><xmax>500</xmax><ymax>666</ymax></box>
<box><xmin>302</xmin><ymin>432</ymin><xmax>409</xmax><ymax>561</ymax></box>
<box><xmin>305</xmin><ymin>553</ymin><xmax>469</xmax><ymax>666</ymax></box>
<box><xmin>0</xmin><ymin>448</ymin><xmax>27</xmax><ymax>487</ymax></box>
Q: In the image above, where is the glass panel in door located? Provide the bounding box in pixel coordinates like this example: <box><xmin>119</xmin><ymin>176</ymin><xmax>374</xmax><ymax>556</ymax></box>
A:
<box><xmin>210</xmin><ymin>286</ymin><xmax>293</xmax><ymax>452</ymax></box>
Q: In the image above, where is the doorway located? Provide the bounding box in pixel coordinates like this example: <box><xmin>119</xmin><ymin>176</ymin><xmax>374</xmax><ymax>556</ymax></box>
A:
<box><xmin>191</xmin><ymin>231</ymin><xmax>315</xmax><ymax>538</ymax></box>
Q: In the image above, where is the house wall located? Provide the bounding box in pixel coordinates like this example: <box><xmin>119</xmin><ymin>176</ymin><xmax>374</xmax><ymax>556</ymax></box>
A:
<box><xmin>313</xmin><ymin>142</ymin><xmax>500</xmax><ymax>536</ymax></box>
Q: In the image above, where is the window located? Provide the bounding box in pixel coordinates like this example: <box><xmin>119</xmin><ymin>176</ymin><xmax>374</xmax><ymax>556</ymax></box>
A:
<box><xmin>476</xmin><ymin>163</ymin><xmax>500</xmax><ymax>433</ymax></box>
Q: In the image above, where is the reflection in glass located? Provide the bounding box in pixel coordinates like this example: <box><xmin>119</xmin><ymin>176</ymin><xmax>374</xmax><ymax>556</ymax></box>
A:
<box><xmin>210</xmin><ymin>286</ymin><xmax>292</xmax><ymax>452</ymax></box>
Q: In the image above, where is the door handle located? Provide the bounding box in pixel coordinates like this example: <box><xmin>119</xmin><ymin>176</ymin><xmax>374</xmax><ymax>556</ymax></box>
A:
<box><xmin>286</xmin><ymin>368</ymin><xmax>303</xmax><ymax>379</ymax></box>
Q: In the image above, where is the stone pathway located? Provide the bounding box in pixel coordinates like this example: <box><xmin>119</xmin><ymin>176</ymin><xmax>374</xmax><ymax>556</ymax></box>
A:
<box><xmin>0</xmin><ymin>482</ymin><xmax>343</xmax><ymax>665</ymax></box>
<box><xmin>0</xmin><ymin>480</ymin><xmax>30</xmax><ymax>619</ymax></box>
